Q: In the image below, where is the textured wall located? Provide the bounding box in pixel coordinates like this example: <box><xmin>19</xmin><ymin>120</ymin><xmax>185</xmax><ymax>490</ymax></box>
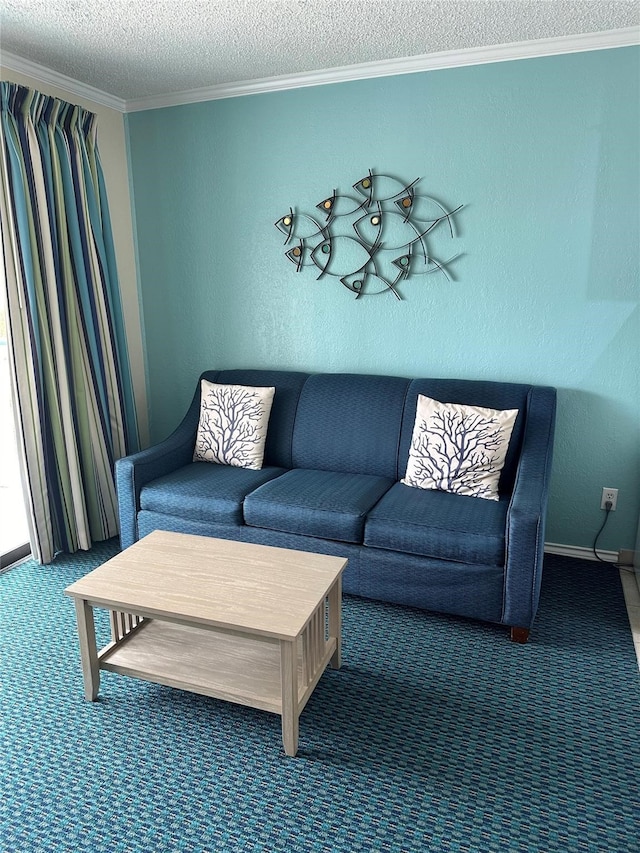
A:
<box><xmin>126</xmin><ymin>46</ymin><xmax>639</xmax><ymax>552</ymax></box>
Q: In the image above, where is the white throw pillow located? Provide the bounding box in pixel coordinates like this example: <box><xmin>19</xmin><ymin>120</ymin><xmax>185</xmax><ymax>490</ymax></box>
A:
<box><xmin>193</xmin><ymin>381</ymin><xmax>275</xmax><ymax>470</ymax></box>
<box><xmin>401</xmin><ymin>395</ymin><xmax>518</xmax><ymax>500</ymax></box>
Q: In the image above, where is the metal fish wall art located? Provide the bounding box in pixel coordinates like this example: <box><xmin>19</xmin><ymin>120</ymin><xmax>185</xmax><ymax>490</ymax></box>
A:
<box><xmin>275</xmin><ymin>169</ymin><xmax>464</xmax><ymax>300</ymax></box>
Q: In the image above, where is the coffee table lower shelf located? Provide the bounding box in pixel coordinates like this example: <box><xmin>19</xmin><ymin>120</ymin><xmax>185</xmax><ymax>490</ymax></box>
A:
<box><xmin>99</xmin><ymin>618</ymin><xmax>335</xmax><ymax>717</ymax></box>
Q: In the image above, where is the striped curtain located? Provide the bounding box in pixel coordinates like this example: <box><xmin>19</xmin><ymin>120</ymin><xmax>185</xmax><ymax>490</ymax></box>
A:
<box><xmin>0</xmin><ymin>82</ymin><xmax>139</xmax><ymax>564</ymax></box>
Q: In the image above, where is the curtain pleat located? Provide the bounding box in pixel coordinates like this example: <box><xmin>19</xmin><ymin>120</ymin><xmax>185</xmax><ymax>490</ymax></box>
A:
<box><xmin>0</xmin><ymin>83</ymin><xmax>139</xmax><ymax>563</ymax></box>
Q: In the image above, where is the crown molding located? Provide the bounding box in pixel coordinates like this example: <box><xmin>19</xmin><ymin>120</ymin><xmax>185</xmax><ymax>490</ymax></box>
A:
<box><xmin>1</xmin><ymin>50</ymin><xmax>127</xmax><ymax>112</ymax></box>
<box><xmin>2</xmin><ymin>27</ymin><xmax>638</xmax><ymax>115</ymax></box>
<box><xmin>126</xmin><ymin>27</ymin><xmax>639</xmax><ymax>113</ymax></box>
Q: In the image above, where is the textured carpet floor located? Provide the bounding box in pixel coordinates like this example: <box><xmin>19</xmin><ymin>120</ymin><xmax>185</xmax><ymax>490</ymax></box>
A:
<box><xmin>1</xmin><ymin>542</ymin><xmax>638</xmax><ymax>853</ymax></box>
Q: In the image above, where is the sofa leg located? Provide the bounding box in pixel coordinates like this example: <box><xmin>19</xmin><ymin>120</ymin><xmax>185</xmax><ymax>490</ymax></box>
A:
<box><xmin>510</xmin><ymin>627</ymin><xmax>530</xmax><ymax>644</ymax></box>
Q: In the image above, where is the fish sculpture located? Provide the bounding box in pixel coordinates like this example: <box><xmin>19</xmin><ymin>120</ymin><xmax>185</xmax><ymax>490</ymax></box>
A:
<box><xmin>352</xmin><ymin>170</ymin><xmax>420</xmax><ymax>206</ymax></box>
<box><xmin>316</xmin><ymin>190</ymin><xmax>367</xmax><ymax>222</ymax></box>
<box><xmin>275</xmin><ymin>169</ymin><xmax>463</xmax><ymax>299</ymax></box>
<box><xmin>394</xmin><ymin>190</ymin><xmax>464</xmax><ymax>236</ymax></box>
<box><xmin>275</xmin><ymin>208</ymin><xmax>327</xmax><ymax>244</ymax></box>
<box><xmin>340</xmin><ymin>269</ymin><xmax>403</xmax><ymax>300</ymax></box>
<box><xmin>310</xmin><ymin>235</ymin><xmax>380</xmax><ymax>279</ymax></box>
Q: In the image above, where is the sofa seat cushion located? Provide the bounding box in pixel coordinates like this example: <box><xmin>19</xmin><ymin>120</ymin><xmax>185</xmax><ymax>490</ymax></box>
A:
<box><xmin>140</xmin><ymin>462</ymin><xmax>286</xmax><ymax>526</ymax></box>
<box><xmin>244</xmin><ymin>469</ymin><xmax>393</xmax><ymax>544</ymax></box>
<box><xmin>364</xmin><ymin>482</ymin><xmax>508</xmax><ymax>565</ymax></box>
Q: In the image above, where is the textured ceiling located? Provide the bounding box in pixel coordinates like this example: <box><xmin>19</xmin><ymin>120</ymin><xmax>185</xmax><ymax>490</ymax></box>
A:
<box><xmin>1</xmin><ymin>1</ymin><xmax>638</xmax><ymax>101</ymax></box>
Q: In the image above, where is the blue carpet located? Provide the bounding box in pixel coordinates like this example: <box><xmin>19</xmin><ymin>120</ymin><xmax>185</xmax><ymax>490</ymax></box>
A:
<box><xmin>1</xmin><ymin>541</ymin><xmax>638</xmax><ymax>853</ymax></box>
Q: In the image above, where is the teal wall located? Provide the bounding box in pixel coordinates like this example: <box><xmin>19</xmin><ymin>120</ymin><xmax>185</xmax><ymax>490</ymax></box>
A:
<box><xmin>126</xmin><ymin>47</ymin><xmax>639</xmax><ymax>552</ymax></box>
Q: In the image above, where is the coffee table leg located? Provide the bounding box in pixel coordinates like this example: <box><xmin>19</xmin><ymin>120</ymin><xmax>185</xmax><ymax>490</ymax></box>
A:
<box><xmin>328</xmin><ymin>576</ymin><xmax>342</xmax><ymax>670</ymax></box>
<box><xmin>74</xmin><ymin>598</ymin><xmax>100</xmax><ymax>701</ymax></box>
<box><xmin>280</xmin><ymin>640</ymin><xmax>299</xmax><ymax>757</ymax></box>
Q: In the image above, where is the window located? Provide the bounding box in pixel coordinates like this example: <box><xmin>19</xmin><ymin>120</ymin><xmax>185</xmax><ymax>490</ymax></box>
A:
<box><xmin>0</xmin><ymin>287</ymin><xmax>30</xmax><ymax>569</ymax></box>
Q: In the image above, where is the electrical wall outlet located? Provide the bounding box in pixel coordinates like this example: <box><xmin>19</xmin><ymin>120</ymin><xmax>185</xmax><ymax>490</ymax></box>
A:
<box><xmin>601</xmin><ymin>487</ymin><xmax>618</xmax><ymax>511</ymax></box>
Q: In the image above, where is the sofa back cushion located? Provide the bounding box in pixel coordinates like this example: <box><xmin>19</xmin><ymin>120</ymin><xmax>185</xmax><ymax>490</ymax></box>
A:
<box><xmin>398</xmin><ymin>379</ymin><xmax>531</xmax><ymax>495</ymax></box>
<box><xmin>292</xmin><ymin>373</ymin><xmax>410</xmax><ymax>479</ymax></box>
<box><xmin>209</xmin><ymin>369</ymin><xmax>309</xmax><ymax>469</ymax></box>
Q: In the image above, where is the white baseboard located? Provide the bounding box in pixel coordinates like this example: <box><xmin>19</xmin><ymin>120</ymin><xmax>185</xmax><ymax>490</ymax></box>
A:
<box><xmin>544</xmin><ymin>542</ymin><xmax>618</xmax><ymax>563</ymax></box>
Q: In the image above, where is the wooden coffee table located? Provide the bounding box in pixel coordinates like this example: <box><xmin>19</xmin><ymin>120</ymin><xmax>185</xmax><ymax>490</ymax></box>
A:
<box><xmin>64</xmin><ymin>530</ymin><xmax>347</xmax><ymax>756</ymax></box>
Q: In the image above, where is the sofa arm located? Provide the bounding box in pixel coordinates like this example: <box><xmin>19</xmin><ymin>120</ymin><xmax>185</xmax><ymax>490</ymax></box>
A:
<box><xmin>503</xmin><ymin>386</ymin><xmax>557</xmax><ymax>631</ymax></box>
<box><xmin>115</xmin><ymin>411</ymin><xmax>199</xmax><ymax>549</ymax></box>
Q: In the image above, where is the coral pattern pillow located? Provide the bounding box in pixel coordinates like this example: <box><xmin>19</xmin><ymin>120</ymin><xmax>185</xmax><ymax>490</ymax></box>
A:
<box><xmin>193</xmin><ymin>381</ymin><xmax>275</xmax><ymax>470</ymax></box>
<box><xmin>402</xmin><ymin>395</ymin><xmax>518</xmax><ymax>500</ymax></box>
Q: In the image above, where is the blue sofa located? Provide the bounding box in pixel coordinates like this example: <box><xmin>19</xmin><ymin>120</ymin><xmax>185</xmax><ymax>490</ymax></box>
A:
<box><xmin>116</xmin><ymin>369</ymin><xmax>556</xmax><ymax>642</ymax></box>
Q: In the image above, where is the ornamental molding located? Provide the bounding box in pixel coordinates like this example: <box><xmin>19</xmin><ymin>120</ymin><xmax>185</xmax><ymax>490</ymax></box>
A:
<box><xmin>2</xmin><ymin>28</ymin><xmax>637</xmax><ymax>114</ymax></box>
